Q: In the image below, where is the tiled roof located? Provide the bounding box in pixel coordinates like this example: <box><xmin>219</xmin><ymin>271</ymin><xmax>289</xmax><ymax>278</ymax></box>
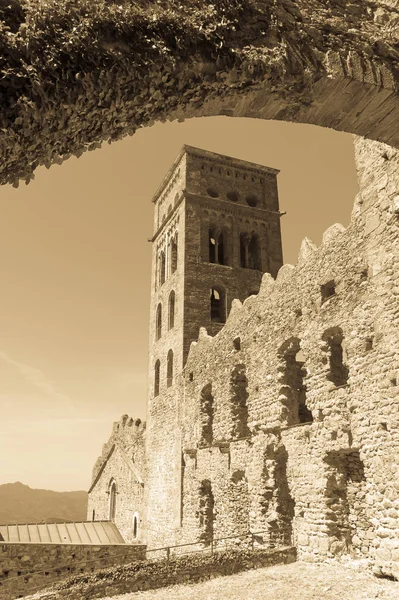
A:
<box><xmin>0</xmin><ymin>521</ymin><xmax>125</xmax><ymax>544</ymax></box>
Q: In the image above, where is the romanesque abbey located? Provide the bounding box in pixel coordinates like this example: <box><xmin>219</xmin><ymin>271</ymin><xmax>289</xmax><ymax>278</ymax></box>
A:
<box><xmin>88</xmin><ymin>137</ymin><xmax>399</xmax><ymax>581</ymax></box>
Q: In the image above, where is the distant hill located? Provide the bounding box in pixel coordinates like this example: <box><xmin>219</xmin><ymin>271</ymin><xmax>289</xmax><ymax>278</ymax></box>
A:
<box><xmin>0</xmin><ymin>482</ymin><xmax>88</xmax><ymax>524</ymax></box>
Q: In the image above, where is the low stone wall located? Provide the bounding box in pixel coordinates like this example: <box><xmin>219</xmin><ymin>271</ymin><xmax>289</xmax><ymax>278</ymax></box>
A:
<box><xmin>29</xmin><ymin>546</ymin><xmax>296</xmax><ymax>600</ymax></box>
<box><xmin>0</xmin><ymin>543</ymin><xmax>146</xmax><ymax>600</ymax></box>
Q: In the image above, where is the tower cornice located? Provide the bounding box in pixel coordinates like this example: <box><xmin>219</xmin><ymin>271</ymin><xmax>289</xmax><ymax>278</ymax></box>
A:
<box><xmin>151</xmin><ymin>145</ymin><xmax>280</xmax><ymax>206</ymax></box>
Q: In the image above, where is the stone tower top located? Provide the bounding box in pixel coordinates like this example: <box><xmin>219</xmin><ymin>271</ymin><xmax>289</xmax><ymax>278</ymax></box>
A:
<box><xmin>151</xmin><ymin>146</ymin><xmax>282</xmax><ymax>240</ymax></box>
<box><xmin>152</xmin><ymin>145</ymin><xmax>280</xmax><ymax>204</ymax></box>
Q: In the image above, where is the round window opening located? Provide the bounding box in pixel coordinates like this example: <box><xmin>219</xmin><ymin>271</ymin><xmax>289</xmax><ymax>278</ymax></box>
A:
<box><xmin>246</xmin><ymin>195</ymin><xmax>258</xmax><ymax>207</ymax></box>
<box><xmin>207</xmin><ymin>188</ymin><xmax>219</xmax><ymax>198</ymax></box>
<box><xmin>227</xmin><ymin>191</ymin><xmax>239</xmax><ymax>202</ymax></box>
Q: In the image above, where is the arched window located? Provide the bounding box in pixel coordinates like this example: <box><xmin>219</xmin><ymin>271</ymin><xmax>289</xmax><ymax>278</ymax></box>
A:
<box><xmin>167</xmin><ymin>350</ymin><xmax>174</xmax><ymax>387</ymax></box>
<box><xmin>210</xmin><ymin>287</ymin><xmax>226</xmax><ymax>323</ymax></box>
<box><xmin>171</xmin><ymin>236</ymin><xmax>178</xmax><ymax>273</ymax></box>
<box><xmin>208</xmin><ymin>228</ymin><xmax>227</xmax><ymax>265</ymax></box>
<box><xmin>209</xmin><ymin>228</ymin><xmax>217</xmax><ymax>263</ymax></box>
<box><xmin>240</xmin><ymin>233</ymin><xmax>250</xmax><ymax>268</ymax></box>
<box><xmin>156</xmin><ymin>304</ymin><xmax>162</xmax><ymax>340</ymax></box>
<box><xmin>168</xmin><ymin>291</ymin><xmax>175</xmax><ymax>330</ymax></box>
<box><xmin>92</xmin><ymin>509</ymin><xmax>95</xmax><ymax>522</ymax></box>
<box><xmin>109</xmin><ymin>481</ymin><xmax>117</xmax><ymax>521</ymax></box>
<box><xmin>248</xmin><ymin>233</ymin><xmax>261</xmax><ymax>270</ymax></box>
<box><xmin>160</xmin><ymin>251</ymin><xmax>166</xmax><ymax>285</ymax></box>
<box><xmin>218</xmin><ymin>232</ymin><xmax>225</xmax><ymax>265</ymax></box>
<box><xmin>240</xmin><ymin>232</ymin><xmax>261</xmax><ymax>270</ymax></box>
<box><xmin>154</xmin><ymin>360</ymin><xmax>160</xmax><ymax>397</ymax></box>
<box><xmin>133</xmin><ymin>515</ymin><xmax>138</xmax><ymax>539</ymax></box>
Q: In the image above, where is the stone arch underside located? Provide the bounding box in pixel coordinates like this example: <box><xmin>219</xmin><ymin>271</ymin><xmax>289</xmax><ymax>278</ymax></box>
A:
<box><xmin>1</xmin><ymin>0</ymin><xmax>399</xmax><ymax>186</ymax></box>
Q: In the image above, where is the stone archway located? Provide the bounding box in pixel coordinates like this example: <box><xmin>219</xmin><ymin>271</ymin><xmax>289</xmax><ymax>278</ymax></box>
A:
<box><xmin>0</xmin><ymin>0</ymin><xmax>398</xmax><ymax>186</ymax></box>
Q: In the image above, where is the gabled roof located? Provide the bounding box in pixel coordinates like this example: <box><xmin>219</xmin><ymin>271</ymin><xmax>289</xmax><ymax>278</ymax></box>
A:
<box><xmin>88</xmin><ymin>441</ymin><xmax>144</xmax><ymax>494</ymax></box>
<box><xmin>0</xmin><ymin>521</ymin><xmax>125</xmax><ymax>544</ymax></box>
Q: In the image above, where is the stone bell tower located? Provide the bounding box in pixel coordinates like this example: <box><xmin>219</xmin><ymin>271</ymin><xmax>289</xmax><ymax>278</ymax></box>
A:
<box><xmin>148</xmin><ymin>145</ymin><xmax>284</xmax><ymax>401</ymax></box>
<box><xmin>145</xmin><ymin>145</ymin><xmax>283</xmax><ymax>547</ymax></box>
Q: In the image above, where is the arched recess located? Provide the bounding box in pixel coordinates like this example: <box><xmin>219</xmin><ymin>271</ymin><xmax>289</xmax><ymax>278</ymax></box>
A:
<box><xmin>199</xmin><ymin>383</ymin><xmax>214</xmax><ymax>446</ymax></box>
<box><xmin>230</xmin><ymin>364</ymin><xmax>250</xmax><ymax>439</ymax></box>
<box><xmin>156</xmin><ymin>303</ymin><xmax>162</xmax><ymax>340</ymax></box>
<box><xmin>277</xmin><ymin>337</ymin><xmax>313</xmax><ymax>426</ymax></box>
<box><xmin>154</xmin><ymin>359</ymin><xmax>160</xmax><ymax>397</ymax></box>
<box><xmin>240</xmin><ymin>232</ymin><xmax>261</xmax><ymax>270</ymax></box>
<box><xmin>170</xmin><ymin>235</ymin><xmax>178</xmax><ymax>274</ymax></box>
<box><xmin>108</xmin><ymin>479</ymin><xmax>117</xmax><ymax>522</ymax></box>
<box><xmin>198</xmin><ymin>479</ymin><xmax>214</xmax><ymax>545</ymax></box>
<box><xmin>321</xmin><ymin>327</ymin><xmax>349</xmax><ymax>387</ymax></box>
<box><xmin>159</xmin><ymin>252</ymin><xmax>166</xmax><ymax>286</ymax></box>
<box><xmin>133</xmin><ymin>512</ymin><xmax>139</xmax><ymax>539</ymax></box>
<box><xmin>2</xmin><ymin>2</ymin><xmax>399</xmax><ymax>186</ymax></box>
<box><xmin>167</xmin><ymin>349</ymin><xmax>174</xmax><ymax>388</ymax></box>
<box><xmin>168</xmin><ymin>290</ymin><xmax>175</xmax><ymax>330</ymax></box>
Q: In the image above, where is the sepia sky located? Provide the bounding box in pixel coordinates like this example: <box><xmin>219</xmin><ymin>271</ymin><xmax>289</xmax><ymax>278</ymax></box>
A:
<box><xmin>0</xmin><ymin>117</ymin><xmax>359</xmax><ymax>492</ymax></box>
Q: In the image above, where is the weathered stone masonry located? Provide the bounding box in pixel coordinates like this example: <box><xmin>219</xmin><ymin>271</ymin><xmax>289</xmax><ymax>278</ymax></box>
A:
<box><xmin>87</xmin><ymin>415</ymin><xmax>146</xmax><ymax>544</ymax></box>
<box><xmin>144</xmin><ymin>136</ymin><xmax>399</xmax><ymax>580</ymax></box>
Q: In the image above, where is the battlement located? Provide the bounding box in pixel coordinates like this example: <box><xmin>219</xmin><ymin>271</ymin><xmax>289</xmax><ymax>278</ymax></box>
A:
<box><xmin>112</xmin><ymin>414</ymin><xmax>146</xmax><ymax>435</ymax></box>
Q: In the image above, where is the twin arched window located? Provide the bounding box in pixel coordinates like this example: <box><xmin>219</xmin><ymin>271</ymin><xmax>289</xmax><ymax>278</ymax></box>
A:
<box><xmin>158</xmin><ymin>235</ymin><xmax>178</xmax><ymax>287</ymax></box>
<box><xmin>154</xmin><ymin>349</ymin><xmax>174</xmax><ymax>397</ymax></box>
<box><xmin>206</xmin><ymin>227</ymin><xmax>262</xmax><ymax>270</ymax></box>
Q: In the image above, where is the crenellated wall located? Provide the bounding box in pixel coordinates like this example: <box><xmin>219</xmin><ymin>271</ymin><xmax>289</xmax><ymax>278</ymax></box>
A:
<box><xmin>145</xmin><ymin>136</ymin><xmax>399</xmax><ymax>579</ymax></box>
<box><xmin>87</xmin><ymin>415</ymin><xmax>146</xmax><ymax>544</ymax></box>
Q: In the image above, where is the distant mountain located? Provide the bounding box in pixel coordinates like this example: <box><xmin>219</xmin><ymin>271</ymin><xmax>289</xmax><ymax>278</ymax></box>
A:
<box><xmin>0</xmin><ymin>482</ymin><xmax>88</xmax><ymax>524</ymax></box>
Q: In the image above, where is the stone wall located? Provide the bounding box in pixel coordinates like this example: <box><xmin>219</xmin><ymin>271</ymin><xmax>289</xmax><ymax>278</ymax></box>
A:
<box><xmin>145</xmin><ymin>136</ymin><xmax>399</xmax><ymax>579</ymax></box>
<box><xmin>29</xmin><ymin>546</ymin><xmax>296</xmax><ymax>600</ymax></box>
<box><xmin>0</xmin><ymin>542</ymin><xmax>145</xmax><ymax>600</ymax></box>
<box><xmin>87</xmin><ymin>415</ymin><xmax>146</xmax><ymax>544</ymax></box>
